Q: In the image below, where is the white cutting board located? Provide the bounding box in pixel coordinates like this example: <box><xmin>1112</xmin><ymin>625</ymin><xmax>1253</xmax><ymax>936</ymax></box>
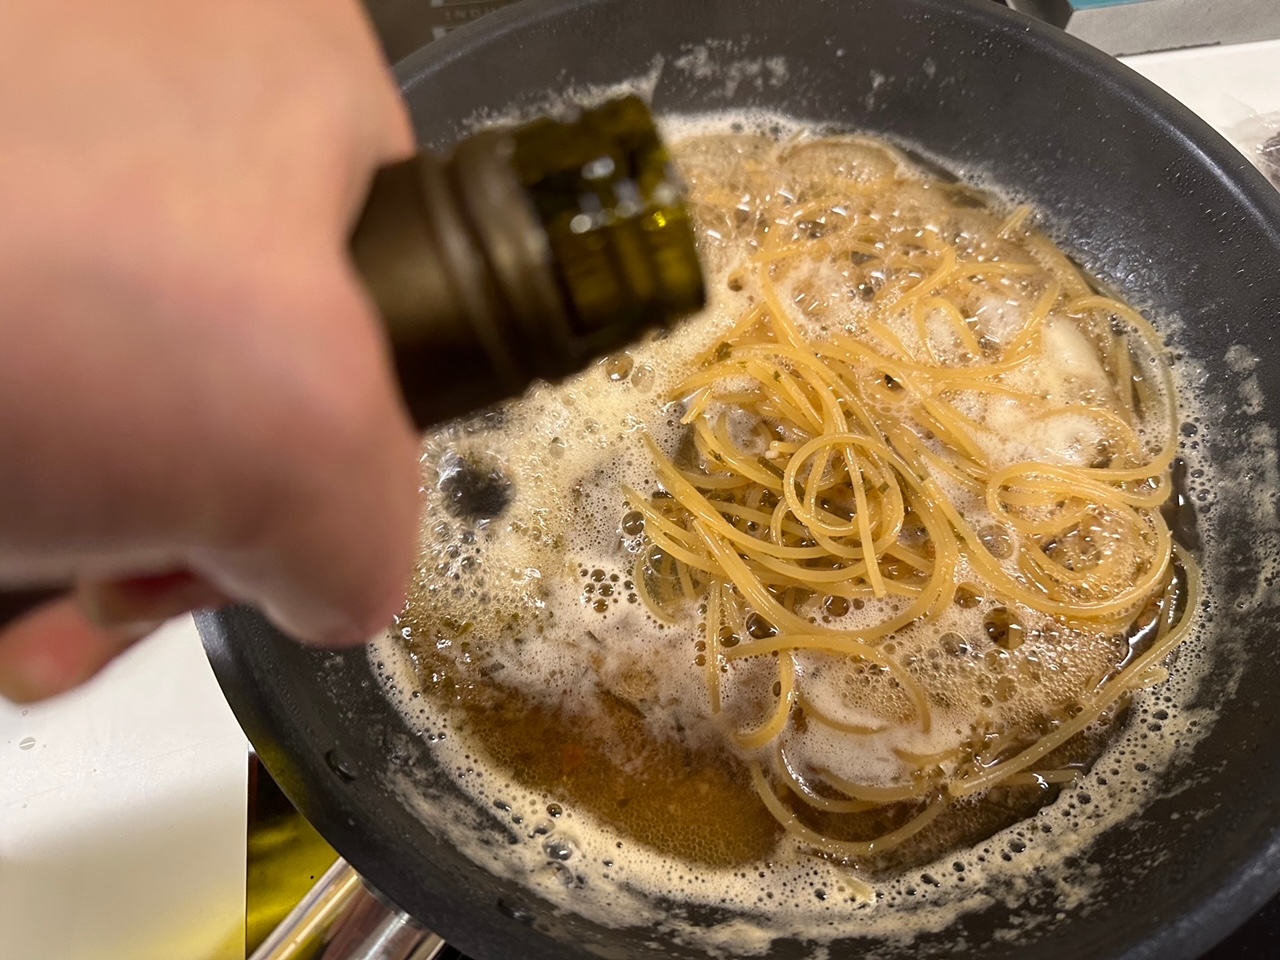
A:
<box><xmin>0</xmin><ymin>618</ymin><xmax>246</xmax><ymax>960</ymax></box>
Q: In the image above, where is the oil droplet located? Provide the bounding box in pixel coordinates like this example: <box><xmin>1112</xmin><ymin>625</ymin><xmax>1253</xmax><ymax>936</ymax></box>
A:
<box><xmin>325</xmin><ymin>749</ymin><xmax>358</xmax><ymax>782</ymax></box>
<box><xmin>496</xmin><ymin>899</ymin><xmax>536</xmax><ymax>925</ymax></box>
<box><xmin>19</xmin><ymin>736</ymin><xmax>36</xmax><ymax>750</ymax></box>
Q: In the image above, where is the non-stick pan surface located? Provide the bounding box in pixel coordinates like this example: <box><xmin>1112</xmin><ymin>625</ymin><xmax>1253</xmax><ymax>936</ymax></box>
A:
<box><xmin>199</xmin><ymin>1</ymin><xmax>1280</xmax><ymax>957</ymax></box>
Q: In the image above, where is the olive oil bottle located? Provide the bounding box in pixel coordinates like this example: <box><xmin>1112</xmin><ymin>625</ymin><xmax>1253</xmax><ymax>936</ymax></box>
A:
<box><xmin>351</xmin><ymin>95</ymin><xmax>706</xmax><ymax>428</ymax></box>
<box><xmin>0</xmin><ymin>97</ymin><xmax>703</xmax><ymax>631</ymax></box>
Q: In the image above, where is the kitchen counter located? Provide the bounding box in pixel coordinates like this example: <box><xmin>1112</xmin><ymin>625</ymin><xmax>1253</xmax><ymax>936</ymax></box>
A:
<box><xmin>0</xmin><ymin>619</ymin><xmax>246</xmax><ymax>960</ymax></box>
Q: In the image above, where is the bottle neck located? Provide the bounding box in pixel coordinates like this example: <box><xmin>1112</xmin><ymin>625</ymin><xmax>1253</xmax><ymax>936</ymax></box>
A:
<box><xmin>349</xmin><ymin>96</ymin><xmax>705</xmax><ymax>430</ymax></box>
<box><xmin>351</xmin><ymin>138</ymin><xmax>558</xmax><ymax>427</ymax></box>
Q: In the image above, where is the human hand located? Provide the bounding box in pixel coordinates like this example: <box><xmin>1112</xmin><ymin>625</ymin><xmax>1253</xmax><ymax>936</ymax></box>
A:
<box><xmin>0</xmin><ymin>0</ymin><xmax>421</xmax><ymax>702</ymax></box>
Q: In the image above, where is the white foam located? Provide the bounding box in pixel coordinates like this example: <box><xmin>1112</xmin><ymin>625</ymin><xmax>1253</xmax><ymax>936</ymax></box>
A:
<box><xmin>370</xmin><ymin>109</ymin><xmax>1275</xmax><ymax>956</ymax></box>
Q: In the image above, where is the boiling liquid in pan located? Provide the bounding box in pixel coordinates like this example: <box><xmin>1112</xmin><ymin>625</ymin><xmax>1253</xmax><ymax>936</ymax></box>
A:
<box><xmin>373</xmin><ymin>114</ymin><xmax>1254</xmax><ymax>954</ymax></box>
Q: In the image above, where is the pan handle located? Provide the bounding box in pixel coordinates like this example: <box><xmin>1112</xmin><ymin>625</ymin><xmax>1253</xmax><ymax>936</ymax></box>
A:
<box><xmin>251</xmin><ymin>857</ymin><xmax>447</xmax><ymax>960</ymax></box>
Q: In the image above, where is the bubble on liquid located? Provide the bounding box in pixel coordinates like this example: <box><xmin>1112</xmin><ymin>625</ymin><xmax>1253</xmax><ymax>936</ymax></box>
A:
<box><xmin>438</xmin><ymin>452</ymin><xmax>512</xmax><ymax>521</ymax></box>
<box><xmin>604</xmin><ymin>353</ymin><xmax>635</xmax><ymax>382</ymax></box>
<box><xmin>978</xmin><ymin>525</ymin><xmax>1013</xmax><ymax>560</ymax></box>
<box><xmin>368</xmin><ymin>104</ymin><xmax>1249</xmax><ymax>959</ymax></box>
<box><xmin>325</xmin><ymin>749</ymin><xmax>358</xmax><ymax>782</ymax></box>
<box><xmin>545</xmin><ymin>838</ymin><xmax>576</xmax><ymax>862</ymax></box>
<box><xmin>621</xmin><ymin>511</ymin><xmax>646</xmax><ymax>537</ymax></box>
<box><xmin>631</xmin><ymin>363</ymin><xmax>657</xmax><ymax>393</ymax></box>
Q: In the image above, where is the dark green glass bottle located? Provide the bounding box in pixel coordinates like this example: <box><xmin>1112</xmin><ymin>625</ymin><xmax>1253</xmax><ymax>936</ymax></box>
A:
<box><xmin>350</xmin><ymin>95</ymin><xmax>705</xmax><ymax>428</ymax></box>
<box><xmin>0</xmin><ymin>99</ymin><xmax>705</xmax><ymax>632</ymax></box>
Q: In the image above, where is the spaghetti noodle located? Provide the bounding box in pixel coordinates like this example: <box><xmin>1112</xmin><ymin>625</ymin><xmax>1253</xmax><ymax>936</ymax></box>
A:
<box><xmin>629</xmin><ymin>130</ymin><xmax>1198</xmax><ymax>878</ymax></box>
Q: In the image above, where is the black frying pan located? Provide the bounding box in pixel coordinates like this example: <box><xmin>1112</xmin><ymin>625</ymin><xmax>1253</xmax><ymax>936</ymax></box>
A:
<box><xmin>198</xmin><ymin>0</ymin><xmax>1280</xmax><ymax>957</ymax></box>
